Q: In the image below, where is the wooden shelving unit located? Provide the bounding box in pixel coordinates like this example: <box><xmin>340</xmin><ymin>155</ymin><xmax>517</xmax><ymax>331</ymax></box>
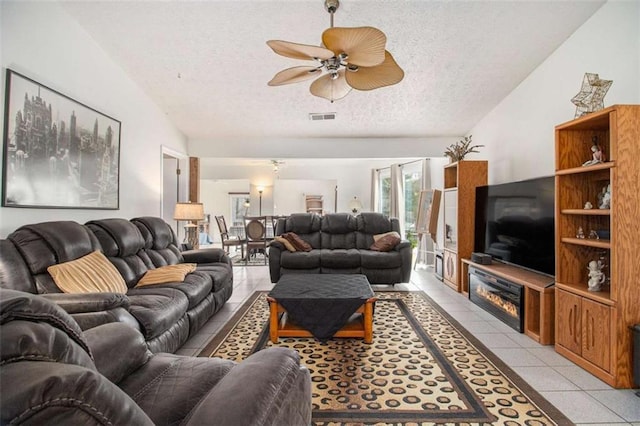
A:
<box><xmin>554</xmin><ymin>104</ymin><xmax>640</xmax><ymax>388</ymax></box>
<box><xmin>442</xmin><ymin>160</ymin><xmax>488</xmax><ymax>293</ymax></box>
<box><xmin>305</xmin><ymin>195</ymin><xmax>323</xmax><ymax>215</ymax></box>
<box><xmin>462</xmin><ymin>259</ymin><xmax>555</xmax><ymax>345</ymax></box>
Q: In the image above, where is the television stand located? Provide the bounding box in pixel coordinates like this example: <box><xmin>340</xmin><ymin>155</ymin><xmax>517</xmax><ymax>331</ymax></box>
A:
<box><xmin>461</xmin><ymin>259</ymin><xmax>555</xmax><ymax>345</ymax></box>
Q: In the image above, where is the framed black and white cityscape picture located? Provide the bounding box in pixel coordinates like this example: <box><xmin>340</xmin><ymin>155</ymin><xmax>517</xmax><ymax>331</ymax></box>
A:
<box><xmin>2</xmin><ymin>69</ymin><xmax>121</xmax><ymax>209</ymax></box>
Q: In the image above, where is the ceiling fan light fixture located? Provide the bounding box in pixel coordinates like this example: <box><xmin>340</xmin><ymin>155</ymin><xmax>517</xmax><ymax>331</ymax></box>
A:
<box><xmin>266</xmin><ymin>0</ymin><xmax>403</xmax><ymax>101</ymax></box>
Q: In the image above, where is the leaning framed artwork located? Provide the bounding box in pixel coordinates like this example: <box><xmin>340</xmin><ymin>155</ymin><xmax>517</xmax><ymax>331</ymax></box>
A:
<box><xmin>415</xmin><ymin>189</ymin><xmax>441</xmax><ymax>241</ymax></box>
<box><xmin>2</xmin><ymin>69</ymin><xmax>121</xmax><ymax>209</ymax></box>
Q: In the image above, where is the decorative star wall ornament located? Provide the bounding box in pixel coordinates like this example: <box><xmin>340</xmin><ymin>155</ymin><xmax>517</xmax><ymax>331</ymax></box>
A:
<box><xmin>571</xmin><ymin>73</ymin><xmax>612</xmax><ymax>118</ymax></box>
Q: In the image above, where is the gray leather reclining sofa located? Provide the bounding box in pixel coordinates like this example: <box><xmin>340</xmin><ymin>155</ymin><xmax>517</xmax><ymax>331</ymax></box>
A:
<box><xmin>0</xmin><ymin>289</ymin><xmax>312</xmax><ymax>425</ymax></box>
<box><xmin>0</xmin><ymin>217</ymin><xmax>233</xmax><ymax>353</ymax></box>
<box><xmin>269</xmin><ymin>212</ymin><xmax>412</xmax><ymax>284</ymax></box>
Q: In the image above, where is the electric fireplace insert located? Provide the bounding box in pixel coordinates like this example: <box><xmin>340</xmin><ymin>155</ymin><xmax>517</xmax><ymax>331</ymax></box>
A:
<box><xmin>468</xmin><ymin>266</ymin><xmax>524</xmax><ymax>332</ymax></box>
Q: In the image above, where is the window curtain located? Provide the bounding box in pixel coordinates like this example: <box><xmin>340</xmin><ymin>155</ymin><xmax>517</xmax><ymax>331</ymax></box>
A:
<box><xmin>371</xmin><ymin>168</ymin><xmax>379</xmax><ymax>212</ymax></box>
<box><xmin>390</xmin><ymin>164</ymin><xmax>405</xmax><ymax>237</ymax></box>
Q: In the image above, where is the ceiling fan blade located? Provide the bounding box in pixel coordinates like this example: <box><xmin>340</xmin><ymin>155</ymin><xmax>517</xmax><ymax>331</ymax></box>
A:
<box><xmin>309</xmin><ymin>70</ymin><xmax>352</xmax><ymax>102</ymax></box>
<box><xmin>345</xmin><ymin>50</ymin><xmax>404</xmax><ymax>91</ymax></box>
<box><xmin>322</xmin><ymin>27</ymin><xmax>386</xmax><ymax>67</ymax></box>
<box><xmin>268</xmin><ymin>66</ymin><xmax>322</xmax><ymax>86</ymax></box>
<box><xmin>266</xmin><ymin>40</ymin><xmax>334</xmax><ymax>61</ymax></box>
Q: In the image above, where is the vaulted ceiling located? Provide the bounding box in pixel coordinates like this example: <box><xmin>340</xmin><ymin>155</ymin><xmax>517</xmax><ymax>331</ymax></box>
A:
<box><xmin>62</xmin><ymin>0</ymin><xmax>604</xmax><ymax>150</ymax></box>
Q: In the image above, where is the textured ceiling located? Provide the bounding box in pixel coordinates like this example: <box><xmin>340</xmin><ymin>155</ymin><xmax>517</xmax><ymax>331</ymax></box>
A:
<box><xmin>62</xmin><ymin>0</ymin><xmax>604</xmax><ymax>146</ymax></box>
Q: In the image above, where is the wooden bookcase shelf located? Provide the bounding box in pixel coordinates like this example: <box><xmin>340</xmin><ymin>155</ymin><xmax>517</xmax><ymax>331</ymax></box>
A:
<box><xmin>441</xmin><ymin>160</ymin><xmax>487</xmax><ymax>293</ymax></box>
<box><xmin>554</xmin><ymin>104</ymin><xmax>640</xmax><ymax>388</ymax></box>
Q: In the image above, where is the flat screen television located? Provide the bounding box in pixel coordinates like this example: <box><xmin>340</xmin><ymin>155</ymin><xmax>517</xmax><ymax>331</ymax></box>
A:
<box><xmin>474</xmin><ymin>176</ymin><xmax>555</xmax><ymax>276</ymax></box>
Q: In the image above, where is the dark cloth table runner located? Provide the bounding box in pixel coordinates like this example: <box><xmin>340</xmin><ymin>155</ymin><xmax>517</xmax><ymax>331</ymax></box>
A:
<box><xmin>268</xmin><ymin>274</ymin><xmax>375</xmax><ymax>341</ymax></box>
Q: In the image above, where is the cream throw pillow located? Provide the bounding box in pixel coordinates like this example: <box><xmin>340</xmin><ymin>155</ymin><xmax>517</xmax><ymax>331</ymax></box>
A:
<box><xmin>373</xmin><ymin>231</ymin><xmax>401</xmax><ymax>242</ymax></box>
<box><xmin>136</xmin><ymin>263</ymin><xmax>197</xmax><ymax>287</ymax></box>
<box><xmin>47</xmin><ymin>250</ymin><xmax>127</xmax><ymax>294</ymax></box>
<box><xmin>274</xmin><ymin>236</ymin><xmax>296</xmax><ymax>252</ymax></box>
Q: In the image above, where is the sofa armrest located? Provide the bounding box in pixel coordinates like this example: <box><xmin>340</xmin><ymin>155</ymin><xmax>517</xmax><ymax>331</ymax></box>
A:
<box><xmin>268</xmin><ymin>244</ymin><xmax>284</xmax><ymax>283</ymax></box>
<box><xmin>84</xmin><ymin>322</ymin><xmax>151</xmax><ymax>384</ymax></box>
<box><xmin>40</xmin><ymin>293</ymin><xmax>140</xmax><ymax>331</ymax></box>
<box><xmin>395</xmin><ymin>240</ymin><xmax>412</xmax><ymax>251</ymax></box>
<box><xmin>40</xmin><ymin>292</ymin><xmax>130</xmax><ymax>314</ymax></box>
<box><xmin>182</xmin><ymin>248</ymin><xmax>230</xmax><ymax>265</ymax></box>
<box><xmin>186</xmin><ymin>347</ymin><xmax>311</xmax><ymax>426</ymax></box>
<box><xmin>394</xmin><ymin>240</ymin><xmax>413</xmax><ymax>283</ymax></box>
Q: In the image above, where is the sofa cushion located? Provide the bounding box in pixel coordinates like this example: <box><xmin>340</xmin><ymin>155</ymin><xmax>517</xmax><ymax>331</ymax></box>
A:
<box><xmin>47</xmin><ymin>251</ymin><xmax>128</xmax><ymax>295</ymax></box>
<box><xmin>284</xmin><ymin>213</ymin><xmax>321</xmax><ymax>234</ymax></box>
<box><xmin>8</xmin><ymin>221</ymin><xmax>101</xmax><ymax>275</ymax></box>
<box><xmin>136</xmin><ymin>264</ymin><xmax>197</xmax><ymax>287</ymax></box>
<box><xmin>360</xmin><ymin>250</ymin><xmax>404</xmax><ymax>269</ymax></box>
<box><xmin>370</xmin><ymin>233</ymin><xmax>401</xmax><ymax>252</ymax></box>
<box><xmin>373</xmin><ymin>231</ymin><xmax>401</xmax><ymax>242</ymax></box>
<box><xmin>195</xmin><ymin>265</ymin><xmax>233</xmax><ymax>293</ymax></box>
<box><xmin>280</xmin><ymin>250</ymin><xmax>321</xmax><ymax>270</ymax></box>
<box><xmin>119</xmin><ymin>353</ymin><xmax>236</xmax><ymax>426</ymax></box>
<box><xmin>282</xmin><ymin>232</ymin><xmax>312</xmax><ymax>252</ymax></box>
<box><xmin>86</xmin><ymin>219</ymin><xmax>146</xmax><ymax>258</ymax></box>
<box><xmin>355</xmin><ymin>213</ymin><xmax>398</xmax><ymax>249</ymax></box>
<box><xmin>319</xmin><ymin>249</ymin><xmax>361</xmax><ymax>269</ymax></box>
<box><xmin>132</xmin><ymin>217</ymin><xmax>184</xmax><ymax>266</ymax></box>
<box><xmin>274</xmin><ymin>236</ymin><xmax>296</xmax><ymax>252</ymax></box>
<box><xmin>126</xmin><ymin>288</ymin><xmax>189</xmax><ymax>340</ymax></box>
<box><xmin>321</xmin><ymin>213</ymin><xmax>357</xmax><ymax>233</ymax></box>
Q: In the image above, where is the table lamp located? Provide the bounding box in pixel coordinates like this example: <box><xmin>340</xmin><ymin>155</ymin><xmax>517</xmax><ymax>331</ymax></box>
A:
<box><xmin>174</xmin><ymin>201</ymin><xmax>205</xmax><ymax>249</ymax></box>
<box><xmin>348</xmin><ymin>196</ymin><xmax>362</xmax><ymax>215</ymax></box>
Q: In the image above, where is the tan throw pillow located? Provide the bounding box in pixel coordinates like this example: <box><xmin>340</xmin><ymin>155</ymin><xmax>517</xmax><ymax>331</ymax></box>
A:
<box><xmin>373</xmin><ymin>231</ymin><xmax>401</xmax><ymax>242</ymax></box>
<box><xmin>136</xmin><ymin>263</ymin><xmax>197</xmax><ymax>287</ymax></box>
<box><xmin>47</xmin><ymin>250</ymin><xmax>127</xmax><ymax>294</ymax></box>
<box><xmin>274</xmin><ymin>236</ymin><xmax>296</xmax><ymax>252</ymax></box>
<box><xmin>282</xmin><ymin>232</ymin><xmax>312</xmax><ymax>252</ymax></box>
<box><xmin>370</xmin><ymin>234</ymin><xmax>401</xmax><ymax>252</ymax></box>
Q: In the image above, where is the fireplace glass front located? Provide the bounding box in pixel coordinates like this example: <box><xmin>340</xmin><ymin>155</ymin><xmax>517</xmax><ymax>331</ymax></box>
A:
<box><xmin>468</xmin><ymin>266</ymin><xmax>524</xmax><ymax>332</ymax></box>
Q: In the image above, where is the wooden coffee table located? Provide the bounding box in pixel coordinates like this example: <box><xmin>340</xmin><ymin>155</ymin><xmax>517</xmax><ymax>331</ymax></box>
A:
<box><xmin>267</xmin><ymin>274</ymin><xmax>376</xmax><ymax>343</ymax></box>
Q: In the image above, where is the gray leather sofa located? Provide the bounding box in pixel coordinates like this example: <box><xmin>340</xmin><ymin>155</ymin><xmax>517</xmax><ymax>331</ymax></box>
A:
<box><xmin>269</xmin><ymin>212</ymin><xmax>412</xmax><ymax>284</ymax></box>
<box><xmin>0</xmin><ymin>289</ymin><xmax>312</xmax><ymax>426</ymax></box>
<box><xmin>0</xmin><ymin>217</ymin><xmax>233</xmax><ymax>353</ymax></box>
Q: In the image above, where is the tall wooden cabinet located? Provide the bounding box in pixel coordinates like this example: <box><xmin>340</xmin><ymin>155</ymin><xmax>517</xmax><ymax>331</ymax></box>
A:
<box><xmin>554</xmin><ymin>105</ymin><xmax>640</xmax><ymax>388</ymax></box>
<box><xmin>442</xmin><ymin>160</ymin><xmax>488</xmax><ymax>292</ymax></box>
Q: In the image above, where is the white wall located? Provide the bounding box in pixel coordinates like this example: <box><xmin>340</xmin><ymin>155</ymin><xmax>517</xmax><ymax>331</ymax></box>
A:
<box><xmin>200</xmin><ymin>158</ymin><xmax>419</xmax><ymax>217</ymax></box>
<box><xmin>273</xmin><ymin>180</ymin><xmax>337</xmax><ymax>215</ymax></box>
<box><xmin>200</xmin><ymin>179</ymin><xmax>249</xmax><ymax>243</ymax></box>
<box><xmin>470</xmin><ymin>0</ymin><xmax>639</xmax><ymax>184</ymax></box>
<box><xmin>0</xmin><ymin>1</ymin><xmax>187</xmax><ymax>237</ymax></box>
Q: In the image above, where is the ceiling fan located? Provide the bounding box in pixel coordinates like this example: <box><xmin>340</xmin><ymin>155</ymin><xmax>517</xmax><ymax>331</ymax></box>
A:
<box><xmin>267</xmin><ymin>0</ymin><xmax>404</xmax><ymax>102</ymax></box>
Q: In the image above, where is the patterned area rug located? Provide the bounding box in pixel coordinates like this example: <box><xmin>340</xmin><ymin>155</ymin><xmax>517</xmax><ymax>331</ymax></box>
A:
<box><xmin>198</xmin><ymin>291</ymin><xmax>571</xmax><ymax>425</ymax></box>
<box><xmin>230</xmin><ymin>252</ymin><xmax>268</xmax><ymax>266</ymax></box>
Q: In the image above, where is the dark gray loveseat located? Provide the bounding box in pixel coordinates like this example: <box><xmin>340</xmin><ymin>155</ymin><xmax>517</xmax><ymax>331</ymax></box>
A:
<box><xmin>0</xmin><ymin>217</ymin><xmax>233</xmax><ymax>354</ymax></box>
<box><xmin>269</xmin><ymin>212</ymin><xmax>412</xmax><ymax>284</ymax></box>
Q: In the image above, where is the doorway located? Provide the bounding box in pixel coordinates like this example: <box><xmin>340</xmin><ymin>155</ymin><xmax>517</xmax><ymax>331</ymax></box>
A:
<box><xmin>161</xmin><ymin>146</ymin><xmax>188</xmax><ymax>241</ymax></box>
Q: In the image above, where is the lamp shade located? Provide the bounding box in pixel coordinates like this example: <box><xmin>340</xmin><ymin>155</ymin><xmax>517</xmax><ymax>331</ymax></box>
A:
<box><xmin>174</xmin><ymin>202</ymin><xmax>205</xmax><ymax>221</ymax></box>
<box><xmin>348</xmin><ymin>196</ymin><xmax>363</xmax><ymax>213</ymax></box>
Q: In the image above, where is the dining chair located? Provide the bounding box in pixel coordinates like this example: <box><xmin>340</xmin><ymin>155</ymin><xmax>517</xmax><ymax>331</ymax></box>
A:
<box><xmin>271</xmin><ymin>215</ymin><xmax>287</xmax><ymax>237</ymax></box>
<box><xmin>215</xmin><ymin>215</ymin><xmax>245</xmax><ymax>260</ymax></box>
<box><xmin>243</xmin><ymin>216</ymin><xmax>268</xmax><ymax>265</ymax></box>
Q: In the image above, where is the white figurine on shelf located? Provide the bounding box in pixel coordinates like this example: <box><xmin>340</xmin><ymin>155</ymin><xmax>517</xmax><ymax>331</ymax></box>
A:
<box><xmin>587</xmin><ymin>260</ymin><xmax>606</xmax><ymax>292</ymax></box>
<box><xmin>576</xmin><ymin>226</ymin><xmax>585</xmax><ymax>239</ymax></box>
<box><xmin>583</xmin><ymin>144</ymin><xmax>605</xmax><ymax>166</ymax></box>
<box><xmin>584</xmin><ymin>201</ymin><xmax>593</xmax><ymax>209</ymax></box>
<box><xmin>598</xmin><ymin>184</ymin><xmax>611</xmax><ymax>209</ymax></box>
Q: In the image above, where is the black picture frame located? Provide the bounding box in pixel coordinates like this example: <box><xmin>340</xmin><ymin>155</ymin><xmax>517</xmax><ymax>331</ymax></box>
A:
<box><xmin>2</xmin><ymin>69</ymin><xmax>121</xmax><ymax>209</ymax></box>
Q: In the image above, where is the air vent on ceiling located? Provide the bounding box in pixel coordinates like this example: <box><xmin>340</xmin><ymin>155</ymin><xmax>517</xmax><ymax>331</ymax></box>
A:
<box><xmin>309</xmin><ymin>112</ymin><xmax>336</xmax><ymax>121</ymax></box>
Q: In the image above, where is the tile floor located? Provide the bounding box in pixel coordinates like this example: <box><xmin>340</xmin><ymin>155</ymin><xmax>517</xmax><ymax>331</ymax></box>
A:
<box><xmin>177</xmin><ymin>264</ymin><xmax>640</xmax><ymax>425</ymax></box>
